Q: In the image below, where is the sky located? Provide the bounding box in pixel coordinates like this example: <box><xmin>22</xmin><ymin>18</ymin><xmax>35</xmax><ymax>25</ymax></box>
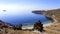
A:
<box><xmin>0</xmin><ymin>0</ymin><xmax>60</xmax><ymax>11</ymax></box>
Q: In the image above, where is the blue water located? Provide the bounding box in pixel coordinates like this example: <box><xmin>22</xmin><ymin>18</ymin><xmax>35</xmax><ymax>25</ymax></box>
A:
<box><xmin>0</xmin><ymin>10</ymin><xmax>51</xmax><ymax>26</ymax></box>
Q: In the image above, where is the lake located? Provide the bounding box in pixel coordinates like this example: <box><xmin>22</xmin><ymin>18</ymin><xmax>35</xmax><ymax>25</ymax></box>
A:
<box><xmin>0</xmin><ymin>10</ymin><xmax>52</xmax><ymax>26</ymax></box>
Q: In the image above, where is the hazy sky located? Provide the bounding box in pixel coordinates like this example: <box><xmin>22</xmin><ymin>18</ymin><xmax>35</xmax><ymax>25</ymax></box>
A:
<box><xmin>0</xmin><ymin>0</ymin><xmax>60</xmax><ymax>11</ymax></box>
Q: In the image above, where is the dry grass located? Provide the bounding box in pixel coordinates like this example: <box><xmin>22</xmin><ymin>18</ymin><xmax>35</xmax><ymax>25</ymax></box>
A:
<box><xmin>0</xmin><ymin>28</ymin><xmax>40</xmax><ymax>34</ymax></box>
<box><xmin>0</xmin><ymin>23</ymin><xmax>60</xmax><ymax>34</ymax></box>
<box><xmin>44</xmin><ymin>23</ymin><xmax>60</xmax><ymax>34</ymax></box>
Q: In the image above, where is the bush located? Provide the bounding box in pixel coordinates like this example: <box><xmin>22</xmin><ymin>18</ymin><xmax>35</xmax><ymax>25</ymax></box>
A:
<box><xmin>13</xmin><ymin>24</ymin><xmax>22</xmax><ymax>30</ymax></box>
<box><xmin>33</xmin><ymin>20</ymin><xmax>43</xmax><ymax>32</ymax></box>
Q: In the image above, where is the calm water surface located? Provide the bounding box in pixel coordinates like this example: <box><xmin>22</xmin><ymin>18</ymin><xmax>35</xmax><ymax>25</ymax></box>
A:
<box><xmin>0</xmin><ymin>10</ymin><xmax>51</xmax><ymax>26</ymax></box>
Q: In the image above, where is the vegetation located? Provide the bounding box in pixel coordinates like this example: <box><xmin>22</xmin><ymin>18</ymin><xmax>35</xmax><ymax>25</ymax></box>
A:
<box><xmin>33</xmin><ymin>20</ymin><xmax>43</xmax><ymax>32</ymax></box>
<box><xmin>13</xmin><ymin>24</ymin><xmax>22</xmax><ymax>30</ymax></box>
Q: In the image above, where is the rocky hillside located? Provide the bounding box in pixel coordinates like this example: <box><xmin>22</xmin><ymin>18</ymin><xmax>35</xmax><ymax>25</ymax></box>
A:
<box><xmin>46</xmin><ymin>9</ymin><xmax>60</xmax><ymax>23</ymax></box>
<box><xmin>0</xmin><ymin>20</ymin><xmax>13</xmax><ymax>28</ymax></box>
<box><xmin>32</xmin><ymin>8</ymin><xmax>60</xmax><ymax>34</ymax></box>
<box><xmin>32</xmin><ymin>8</ymin><xmax>60</xmax><ymax>23</ymax></box>
<box><xmin>0</xmin><ymin>20</ymin><xmax>40</xmax><ymax>34</ymax></box>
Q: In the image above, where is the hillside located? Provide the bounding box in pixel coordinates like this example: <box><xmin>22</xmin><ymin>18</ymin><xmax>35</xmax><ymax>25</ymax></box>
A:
<box><xmin>46</xmin><ymin>9</ymin><xmax>60</xmax><ymax>22</ymax></box>
<box><xmin>0</xmin><ymin>20</ymin><xmax>39</xmax><ymax>34</ymax></box>
<box><xmin>44</xmin><ymin>9</ymin><xmax>60</xmax><ymax>34</ymax></box>
<box><xmin>32</xmin><ymin>8</ymin><xmax>60</xmax><ymax>34</ymax></box>
<box><xmin>32</xmin><ymin>8</ymin><xmax>60</xmax><ymax>23</ymax></box>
